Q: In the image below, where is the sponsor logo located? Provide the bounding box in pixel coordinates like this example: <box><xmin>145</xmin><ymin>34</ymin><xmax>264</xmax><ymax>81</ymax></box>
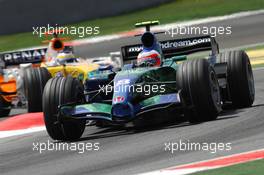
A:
<box><xmin>160</xmin><ymin>38</ymin><xmax>211</xmax><ymax>49</ymax></box>
<box><xmin>1</xmin><ymin>48</ymin><xmax>47</xmax><ymax>66</ymax></box>
<box><xmin>126</xmin><ymin>38</ymin><xmax>211</xmax><ymax>53</ymax></box>
<box><xmin>115</xmin><ymin>79</ymin><xmax>130</xmax><ymax>86</ymax></box>
<box><xmin>113</xmin><ymin>96</ymin><xmax>125</xmax><ymax>103</ymax></box>
<box><xmin>128</xmin><ymin>46</ymin><xmax>143</xmax><ymax>53</ymax></box>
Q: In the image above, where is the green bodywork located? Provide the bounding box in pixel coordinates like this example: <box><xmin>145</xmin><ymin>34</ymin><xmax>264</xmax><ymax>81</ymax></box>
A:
<box><xmin>60</xmin><ymin>56</ymin><xmax>186</xmax><ymax>118</ymax></box>
<box><xmin>77</xmin><ymin>103</ymin><xmax>112</xmax><ymax>113</ymax></box>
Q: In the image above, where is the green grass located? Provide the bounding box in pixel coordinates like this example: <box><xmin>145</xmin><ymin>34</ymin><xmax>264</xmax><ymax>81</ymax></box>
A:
<box><xmin>187</xmin><ymin>46</ymin><xmax>264</xmax><ymax>68</ymax></box>
<box><xmin>191</xmin><ymin>159</ymin><xmax>264</xmax><ymax>175</ymax></box>
<box><xmin>1</xmin><ymin>0</ymin><xmax>264</xmax><ymax>52</ymax></box>
<box><xmin>253</xmin><ymin>63</ymin><xmax>264</xmax><ymax>68</ymax></box>
<box><xmin>246</xmin><ymin>44</ymin><xmax>264</xmax><ymax>51</ymax></box>
<box><xmin>245</xmin><ymin>45</ymin><xmax>264</xmax><ymax>68</ymax></box>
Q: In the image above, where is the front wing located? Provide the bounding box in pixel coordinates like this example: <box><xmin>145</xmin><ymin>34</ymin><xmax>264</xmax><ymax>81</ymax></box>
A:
<box><xmin>59</xmin><ymin>93</ymin><xmax>182</xmax><ymax>123</ymax></box>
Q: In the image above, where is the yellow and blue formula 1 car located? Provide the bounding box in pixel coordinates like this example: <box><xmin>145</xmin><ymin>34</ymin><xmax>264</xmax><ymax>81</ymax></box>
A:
<box><xmin>0</xmin><ymin>32</ymin><xmax>115</xmax><ymax>114</ymax></box>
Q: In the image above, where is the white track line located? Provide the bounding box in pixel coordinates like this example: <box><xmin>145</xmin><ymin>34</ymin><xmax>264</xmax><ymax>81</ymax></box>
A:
<box><xmin>152</xmin><ymin>9</ymin><xmax>264</xmax><ymax>31</ymax></box>
<box><xmin>72</xmin><ymin>9</ymin><xmax>264</xmax><ymax>45</ymax></box>
<box><xmin>0</xmin><ymin>126</ymin><xmax>46</xmax><ymax>138</ymax></box>
<box><xmin>139</xmin><ymin>148</ymin><xmax>264</xmax><ymax>175</ymax></box>
<box><xmin>4</xmin><ymin>9</ymin><xmax>264</xmax><ymax>52</ymax></box>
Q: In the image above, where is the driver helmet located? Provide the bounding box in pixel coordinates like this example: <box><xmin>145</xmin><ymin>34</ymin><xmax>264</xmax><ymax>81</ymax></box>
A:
<box><xmin>137</xmin><ymin>50</ymin><xmax>161</xmax><ymax>67</ymax></box>
<box><xmin>56</xmin><ymin>52</ymin><xmax>78</xmax><ymax>64</ymax></box>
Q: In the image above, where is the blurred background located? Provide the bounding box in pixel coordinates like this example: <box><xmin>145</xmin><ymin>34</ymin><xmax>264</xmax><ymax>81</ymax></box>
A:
<box><xmin>0</xmin><ymin>0</ymin><xmax>264</xmax><ymax>52</ymax></box>
<box><xmin>0</xmin><ymin>0</ymin><xmax>173</xmax><ymax>35</ymax></box>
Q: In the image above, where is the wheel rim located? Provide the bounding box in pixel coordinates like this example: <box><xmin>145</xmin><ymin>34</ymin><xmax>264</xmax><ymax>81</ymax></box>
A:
<box><xmin>210</xmin><ymin>71</ymin><xmax>221</xmax><ymax>109</ymax></box>
<box><xmin>246</xmin><ymin>59</ymin><xmax>255</xmax><ymax>98</ymax></box>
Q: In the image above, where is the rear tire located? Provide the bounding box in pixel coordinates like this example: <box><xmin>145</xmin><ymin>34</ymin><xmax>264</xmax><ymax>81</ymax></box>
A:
<box><xmin>43</xmin><ymin>76</ymin><xmax>86</xmax><ymax>140</ymax></box>
<box><xmin>177</xmin><ymin>59</ymin><xmax>221</xmax><ymax>123</ymax></box>
<box><xmin>0</xmin><ymin>96</ymin><xmax>11</xmax><ymax>117</ymax></box>
<box><xmin>24</xmin><ymin>67</ymin><xmax>51</xmax><ymax>112</ymax></box>
<box><xmin>218</xmin><ymin>50</ymin><xmax>255</xmax><ymax>108</ymax></box>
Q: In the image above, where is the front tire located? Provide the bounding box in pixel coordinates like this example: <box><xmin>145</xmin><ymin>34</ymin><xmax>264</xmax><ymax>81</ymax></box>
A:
<box><xmin>43</xmin><ymin>76</ymin><xmax>85</xmax><ymax>140</ymax></box>
<box><xmin>177</xmin><ymin>59</ymin><xmax>221</xmax><ymax>123</ymax></box>
<box><xmin>0</xmin><ymin>96</ymin><xmax>11</xmax><ymax>117</ymax></box>
<box><xmin>24</xmin><ymin>67</ymin><xmax>51</xmax><ymax>112</ymax></box>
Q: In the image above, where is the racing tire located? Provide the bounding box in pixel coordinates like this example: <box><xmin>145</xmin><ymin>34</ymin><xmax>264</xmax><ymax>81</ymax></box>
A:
<box><xmin>43</xmin><ymin>76</ymin><xmax>86</xmax><ymax>140</ymax></box>
<box><xmin>177</xmin><ymin>59</ymin><xmax>222</xmax><ymax>123</ymax></box>
<box><xmin>0</xmin><ymin>96</ymin><xmax>11</xmax><ymax>117</ymax></box>
<box><xmin>218</xmin><ymin>50</ymin><xmax>255</xmax><ymax>108</ymax></box>
<box><xmin>24</xmin><ymin>67</ymin><xmax>51</xmax><ymax>112</ymax></box>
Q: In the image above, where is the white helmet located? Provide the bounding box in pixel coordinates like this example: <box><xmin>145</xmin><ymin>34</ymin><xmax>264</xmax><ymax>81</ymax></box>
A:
<box><xmin>137</xmin><ymin>50</ymin><xmax>162</xmax><ymax>67</ymax></box>
<box><xmin>56</xmin><ymin>52</ymin><xmax>77</xmax><ymax>64</ymax></box>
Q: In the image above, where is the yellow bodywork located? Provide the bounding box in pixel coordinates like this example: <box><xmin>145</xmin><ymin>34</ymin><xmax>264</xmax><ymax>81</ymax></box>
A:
<box><xmin>41</xmin><ymin>62</ymin><xmax>100</xmax><ymax>81</ymax></box>
<box><xmin>0</xmin><ymin>61</ymin><xmax>99</xmax><ymax>104</ymax></box>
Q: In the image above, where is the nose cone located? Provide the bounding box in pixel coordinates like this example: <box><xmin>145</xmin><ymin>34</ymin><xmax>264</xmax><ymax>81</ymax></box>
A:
<box><xmin>112</xmin><ymin>72</ymin><xmax>140</xmax><ymax>122</ymax></box>
<box><xmin>111</xmin><ymin>102</ymin><xmax>135</xmax><ymax>122</ymax></box>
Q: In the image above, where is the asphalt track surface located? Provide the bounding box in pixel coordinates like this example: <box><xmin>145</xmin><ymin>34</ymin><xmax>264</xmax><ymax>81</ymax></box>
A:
<box><xmin>1</xmin><ymin>13</ymin><xmax>264</xmax><ymax>175</ymax></box>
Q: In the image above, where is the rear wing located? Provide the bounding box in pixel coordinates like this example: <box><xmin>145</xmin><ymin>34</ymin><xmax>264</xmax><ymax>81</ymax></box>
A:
<box><xmin>0</xmin><ymin>48</ymin><xmax>47</xmax><ymax>67</ymax></box>
<box><xmin>121</xmin><ymin>35</ymin><xmax>219</xmax><ymax>62</ymax></box>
